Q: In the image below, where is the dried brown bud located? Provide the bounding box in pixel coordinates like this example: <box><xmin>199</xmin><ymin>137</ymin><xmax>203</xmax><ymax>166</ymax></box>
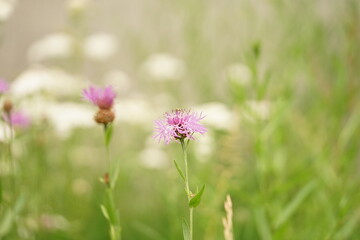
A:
<box><xmin>104</xmin><ymin>172</ymin><xmax>110</xmax><ymax>187</ymax></box>
<box><xmin>3</xmin><ymin>99</ymin><xmax>13</xmax><ymax>113</ymax></box>
<box><xmin>94</xmin><ymin>109</ymin><xmax>115</xmax><ymax>124</ymax></box>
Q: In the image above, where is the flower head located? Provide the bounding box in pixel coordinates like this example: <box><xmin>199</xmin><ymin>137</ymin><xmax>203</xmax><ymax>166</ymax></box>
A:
<box><xmin>83</xmin><ymin>85</ymin><xmax>116</xmax><ymax>109</ymax></box>
<box><xmin>154</xmin><ymin>109</ymin><xmax>207</xmax><ymax>144</ymax></box>
<box><xmin>3</xmin><ymin>111</ymin><xmax>31</xmax><ymax>128</ymax></box>
<box><xmin>0</xmin><ymin>79</ymin><xmax>9</xmax><ymax>93</ymax></box>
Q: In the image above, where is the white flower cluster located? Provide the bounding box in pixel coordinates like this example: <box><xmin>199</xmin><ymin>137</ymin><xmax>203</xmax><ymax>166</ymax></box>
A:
<box><xmin>141</xmin><ymin>53</ymin><xmax>185</xmax><ymax>81</ymax></box>
<box><xmin>27</xmin><ymin>32</ymin><xmax>118</xmax><ymax>63</ymax></box>
<box><xmin>0</xmin><ymin>0</ymin><xmax>16</xmax><ymax>22</ymax></box>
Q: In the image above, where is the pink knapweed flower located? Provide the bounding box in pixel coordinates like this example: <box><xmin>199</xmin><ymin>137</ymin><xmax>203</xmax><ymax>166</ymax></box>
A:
<box><xmin>154</xmin><ymin>109</ymin><xmax>207</xmax><ymax>144</ymax></box>
<box><xmin>3</xmin><ymin>111</ymin><xmax>31</xmax><ymax>128</ymax></box>
<box><xmin>0</xmin><ymin>79</ymin><xmax>9</xmax><ymax>93</ymax></box>
<box><xmin>83</xmin><ymin>86</ymin><xmax>116</xmax><ymax>109</ymax></box>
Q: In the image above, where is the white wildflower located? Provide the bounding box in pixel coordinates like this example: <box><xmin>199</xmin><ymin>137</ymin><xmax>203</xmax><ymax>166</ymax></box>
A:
<box><xmin>0</xmin><ymin>0</ymin><xmax>16</xmax><ymax>22</ymax></box>
<box><xmin>226</xmin><ymin>63</ymin><xmax>252</xmax><ymax>86</ymax></box>
<box><xmin>45</xmin><ymin>102</ymin><xmax>96</xmax><ymax>138</ymax></box>
<box><xmin>243</xmin><ymin>100</ymin><xmax>272</xmax><ymax>121</ymax></box>
<box><xmin>114</xmin><ymin>98</ymin><xmax>153</xmax><ymax>127</ymax></box>
<box><xmin>11</xmin><ymin>66</ymin><xmax>82</xmax><ymax>97</ymax></box>
<box><xmin>67</xmin><ymin>0</ymin><xmax>89</xmax><ymax>13</ymax></box>
<box><xmin>195</xmin><ymin>102</ymin><xmax>235</xmax><ymax>131</ymax></box>
<box><xmin>141</xmin><ymin>53</ymin><xmax>185</xmax><ymax>81</ymax></box>
<box><xmin>194</xmin><ymin>131</ymin><xmax>215</xmax><ymax>162</ymax></box>
<box><xmin>139</xmin><ymin>147</ymin><xmax>168</xmax><ymax>169</ymax></box>
<box><xmin>27</xmin><ymin>33</ymin><xmax>74</xmax><ymax>62</ymax></box>
<box><xmin>84</xmin><ymin>33</ymin><xmax>118</xmax><ymax>61</ymax></box>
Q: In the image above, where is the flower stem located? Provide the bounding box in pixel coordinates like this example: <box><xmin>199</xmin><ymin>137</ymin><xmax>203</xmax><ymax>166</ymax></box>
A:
<box><xmin>7</xmin><ymin>118</ymin><xmax>15</xmax><ymax>199</ymax></box>
<box><xmin>181</xmin><ymin>139</ymin><xmax>193</xmax><ymax>240</ymax></box>
<box><xmin>103</xmin><ymin>124</ymin><xmax>121</xmax><ymax>240</ymax></box>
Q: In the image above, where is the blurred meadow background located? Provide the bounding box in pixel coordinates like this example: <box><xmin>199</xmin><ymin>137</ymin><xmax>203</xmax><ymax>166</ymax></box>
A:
<box><xmin>1</xmin><ymin>0</ymin><xmax>360</xmax><ymax>239</ymax></box>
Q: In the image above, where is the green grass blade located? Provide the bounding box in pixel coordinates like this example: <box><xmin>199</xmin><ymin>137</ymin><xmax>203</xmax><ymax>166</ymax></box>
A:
<box><xmin>254</xmin><ymin>208</ymin><xmax>272</xmax><ymax>240</ymax></box>
<box><xmin>275</xmin><ymin>180</ymin><xmax>317</xmax><ymax>228</ymax></box>
<box><xmin>182</xmin><ymin>219</ymin><xmax>190</xmax><ymax>240</ymax></box>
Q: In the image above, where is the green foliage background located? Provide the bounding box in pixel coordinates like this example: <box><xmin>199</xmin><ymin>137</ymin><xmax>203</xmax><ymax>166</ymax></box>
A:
<box><xmin>1</xmin><ymin>0</ymin><xmax>360</xmax><ymax>239</ymax></box>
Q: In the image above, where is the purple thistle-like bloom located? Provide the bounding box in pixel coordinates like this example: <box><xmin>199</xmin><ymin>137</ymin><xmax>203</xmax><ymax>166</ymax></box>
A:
<box><xmin>83</xmin><ymin>85</ymin><xmax>116</xmax><ymax>109</ymax></box>
<box><xmin>3</xmin><ymin>111</ymin><xmax>31</xmax><ymax>128</ymax></box>
<box><xmin>0</xmin><ymin>79</ymin><xmax>9</xmax><ymax>93</ymax></box>
<box><xmin>154</xmin><ymin>109</ymin><xmax>207</xmax><ymax>144</ymax></box>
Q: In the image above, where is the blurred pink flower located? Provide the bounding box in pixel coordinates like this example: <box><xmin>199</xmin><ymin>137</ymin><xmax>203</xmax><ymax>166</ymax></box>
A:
<box><xmin>3</xmin><ymin>111</ymin><xmax>31</xmax><ymax>128</ymax></box>
<box><xmin>83</xmin><ymin>85</ymin><xmax>116</xmax><ymax>109</ymax></box>
<box><xmin>154</xmin><ymin>109</ymin><xmax>207</xmax><ymax>144</ymax></box>
<box><xmin>0</xmin><ymin>79</ymin><xmax>9</xmax><ymax>93</ymax></box>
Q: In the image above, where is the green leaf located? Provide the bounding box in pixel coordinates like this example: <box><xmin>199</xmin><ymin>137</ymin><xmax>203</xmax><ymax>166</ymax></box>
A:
<box><xmin>0</xmin><ymin>194</ymin><xmax>26</xmax><ymax>237</ymax></box>
<box><xmin>173</xmin><ymin>160</ymin><xmax>185</xmax><ymax>182</ymax></box>
<box><xmin>104</xmin><ymin>189</ymin><xmax>120</xmax><ymax>226</ymax></box>
<box><xmin>0</xmin><ymin>180</ymin><xmax>2</xmax><ymax>204</ymax></box>
<box><xmin>182</xmin><ymin>219</ymin><xmax>190</xmax><ymax>240</ymax></box>
<box><xmin>111</xmin><ymin>161</ymin><xmax>120</xmax><ymax>188</ymax></box>
<box><xmin>100</xmin><ymin>204</ymin><xmax>110</xmax><ymax>221</ymax></box>
<box><xmin>132</xmin><ymin>221</ymin><xmax>166</xmax><ymax>240</ymax></box>
<box><xmin>189</xmin><ymin>185</ymin><xmax>205</xmax><ymax>208</ymax></box>
<box><xmin>275</xmin><ymin>180</ymin><xmax>317</xmax><ymax>228</ymax></box>
<box><xmin>254</xmin><ymin>208</ymin><xmax>272</xmax><ymax>240</ymax></box>
<box><xmin>104</xmin><ymin>123</ymin><xmax>113</xmax><ymax>147</ymax></box>
<box><xmin>334</xmin><ymin>211</ymin><xmax>360</xmax><ymax>239</ymax></box>
<box><xmin>0</xmin><ymin>208</ymin><xmax>13</xmax><ymax>237</ymax></box>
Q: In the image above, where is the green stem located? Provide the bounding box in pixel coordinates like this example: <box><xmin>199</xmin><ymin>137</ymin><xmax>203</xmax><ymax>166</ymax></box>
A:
<box><xmin>106</xmin><ymin>187</ymin><xmax>121</xmax><ymax>240</ymax></box>
<box><xmin>105</xmin><ymin>143</ymin><xmax>110</xmax><ymax>175</ymax></box>
<box><xmin>103</xmin><ymin>124</ymin><xmax>121</xmax><ymax>240</ymax></box>
<box><xmin>7</xmin><ymin>118</ymin><xmax>15</xmax><ymax>200</ymax></box>
<box><xmin>181</xmin><ymin>139</ymin><xmax>193</xmax><ymax>240</ymax></box>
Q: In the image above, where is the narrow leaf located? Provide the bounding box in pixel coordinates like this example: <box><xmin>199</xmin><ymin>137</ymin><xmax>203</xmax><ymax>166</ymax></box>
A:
<box><xmin>0</xmin><ymin>180</ymin><xmax>2</xmax><ymax>204</ymax></box>
<box><xmin>189</xmin><ymin>185</ymin><xmax>205</xmax><ymax>208</ymax></box>
<box><xmin>0</xmin><ymin>208</ymin><xmax>12</xmax><ymax>237</ymax></box>
<box><xmin>104</xmin><ymin>188</ymin><xmax>120</xmax><ymax>225</ymax></box>
<box><xmin>182</xmin><ymin>219</ymin><xmax>190</xmax><ymax>240</ymax></box>
<box><xmin>100</xmin><ymin>204</ymin><xmax>110</xmax><ymax>221</ymax></box>
<box><xmin>334</xmin><ymin>211</ymin><xmax>360</xmax><ymax>239</ymax></box>
<box><xmin>133</xmin><ymin>221</ymin><xmax>166</xmax><ymax>240</ymax></box>
<box><xmin>275</xmin><ymin>180</ymin><xmax>317</xmax><ymax>228</ymax></box>
<box><xmin>0</xmin><ymin>195</ymin><xmax>26</xmax><ymax>237</ymax></box>
<box><xmin>173</xmin><ymin>160</ymin><xmax>185</xmax><ymax>182</ymax></box>
<box><xmin>111</xmin><ymin>160</ymin><xmax>120</xmax><ymax>188</ymax></box>
<box><xmin>254</xmin><ymin>208</ymin><xmax>272</xmax><ymax>240</ymax></box>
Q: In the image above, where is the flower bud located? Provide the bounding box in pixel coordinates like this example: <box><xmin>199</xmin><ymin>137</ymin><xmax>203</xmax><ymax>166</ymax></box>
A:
<box><xmin>103</xmin><ymin>172</ymin><xmax>110</xmax><ymax>187</ymax></box>
<box><xmin>94</xmin><ymin>109</ymin><xmax>115</xmax><ymax>124</ymax></box>
<box><xmin>3</xmin><ymin>99</ymin><xmax>13</xmax><ymax>113</ymax></box>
